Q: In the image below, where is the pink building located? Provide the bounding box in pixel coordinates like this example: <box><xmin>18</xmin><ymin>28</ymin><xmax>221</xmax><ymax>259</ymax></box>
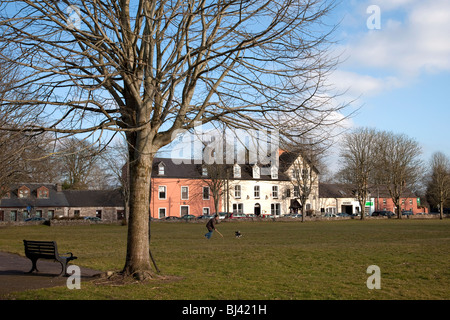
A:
<box><xmin>150</xmin><ymin>158</ymin><xmax>220</xmax><ymax>219</ymax></box>
<box><xmin>372</xmin><ymin>186</ymin><xmax>428</xmax><ymax>215</ymax></box>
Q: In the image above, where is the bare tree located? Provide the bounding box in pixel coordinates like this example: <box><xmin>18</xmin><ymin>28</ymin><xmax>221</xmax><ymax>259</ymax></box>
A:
<box><xmin>374</xmin><ymin>131</ymin><xmax>423</xmax><ymax>219</ymax></box>
<box><xmin>56</xmin><ymin>137</ymin><xmax>106</xmax><ymax>190</ymax></box>
<box><xmin>338</xmin><ymin>127</ymin><xmax>378</xmax><ymax>219</ymax></box>
<box><xmin>426</xmin><ymin>152</ymin><xmax>450</xmax><ymax>220</ymax></box>
<box><xmin>287</xmin><ymin>149</ymin><xmax>320</xmax><ymax>221</ymax></box>
<box><xmin>0</xmin><ymin>0</ymin><xmax>347</xmax><ymax>279</ymax></box>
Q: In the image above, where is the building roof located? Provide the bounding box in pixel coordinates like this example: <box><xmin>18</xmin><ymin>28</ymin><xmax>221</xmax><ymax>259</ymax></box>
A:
<box><xmin>0</xmin><ymin>183</ymin><xmax>70</xmax><ymax>208</ymax></box>
<box><xmin>63</xmin><ymin>189</ymin><xmax>124</xmax><ymax>207</ymax></box>
<box><xmin>152</xmin><ymin>157</ymin><xmax>291</xmax><ymax>181</ymax></box>
<box><xmin>0</xmin><ymin>183</ymin><xmax>123</xmax><ymax>208</ymax></box>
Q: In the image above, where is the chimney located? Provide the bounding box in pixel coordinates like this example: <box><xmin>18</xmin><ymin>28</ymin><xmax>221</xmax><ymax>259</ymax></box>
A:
<box><xmin>56</xmin><ymin>183</ymin><xmax>62</xmax><ymax>192</ymax></box>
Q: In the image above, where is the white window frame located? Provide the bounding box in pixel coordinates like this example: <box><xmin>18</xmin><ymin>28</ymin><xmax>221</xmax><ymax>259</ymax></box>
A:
<box><xmin>272</xmin><ymin>185</ymin><xmax>279</xmax><ymax>198</ymax></box>
<box><xmin>233</xmin><ymin>164</ymin><xmax>241</xmax><ymax>178</ymax></box>
<box><xmin>181</xmin><ymin>186</ymin><xmax>189</xmax><ymax>200</ymax></box>
<box><xmin>158</xmin><ymin>208</ymin><xmax>167</xmax><ymax>219</ymax></box>
<box><xmin>158</xmin><ymin>185</ymin><xmax>167</xmax><ymax>200</ymax></box>
<box><xmin>232</xmin><ymin>203</ymin><xmax>243</xmax><ymax>214</ymax></box>
<box><xmin>180</xmin><ymin>205</ymin><xmax>189</xmax><ymax>217</ymax></box>
<box><xmin>271</xmin><ymin>203</ymin><xmax>281</xmax><ymax>216</ymax></box>
<box><xmin>158</xmin><ymin>164</ymin><xmax>165</xmax><ymax>175</ymax></box>
<box><xmin>253</xmin><ymin>165</ymin><xmax>260</xmax><ymax>179</ymax></box>
<box><xmin>254</xmin><ymin>185</ymin><xmax>260</xmax><ymax>199</ymax></box>
<box><xmin>234</xmin><ymin>185</ymin><xmax>241</xmax><ymax>199</ymax></box>
<box><xmin>203</xmin><ymin>207</ymin><xmax>210</xmax><ymax>216</ymax></box>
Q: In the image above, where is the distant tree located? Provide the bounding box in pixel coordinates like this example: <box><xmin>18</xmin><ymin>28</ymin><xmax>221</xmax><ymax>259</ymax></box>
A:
<box><xmin>426</xmin><ymin>152</ymin><xmax>450</xmax><ymax>220</ymax></box>
<box><xmin>57</xmin><ymin>138</ymin><xmax>106</xmax><ymax>190</ymax></box>
<box><xmin>338</xmin><ymin>127</ymin><xmax>378</xmax><ymax>219</ymax></box>
<box><xmin>373</xmin><ymin>131</ymin><xmax>423</xmax><ymax>219</ymax></box>
<box><xmin>288</xmin><ymin>148</ymin><xmax>320</xmax><ymax>221</ymax></box>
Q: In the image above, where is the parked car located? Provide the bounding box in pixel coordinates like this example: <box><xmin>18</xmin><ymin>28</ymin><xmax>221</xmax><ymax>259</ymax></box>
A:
<box><xmin>165</xmin><ymin>216</ymin><xmax>180</xmax><ymax>220</ymax></box>
<box><xmin>197</xmin><ymin>215</ymin><xmax>213</xmax><ymax>220</ymax></box>
<box><xmin>337</xmin><ymin>213</ymin><xmax>350</xmax><ymax>217</ymax></box>
<box><xmin>84</xmin><ymin>216</ymin><xmax>101</xmax><ymax>222</ymax></box>
<box><xmin>180</xmin><ymin>214</ymin><xmax>196</xmax><ymax>221</ymax></box>
<box><xmin>371</xmin><ymin>211</ymin><xmax>395</xmax><ymax>217</ymax></box>
<box><xmin>402</xmin><ymin>210</ymin><xmax>413</xmax><ymax>216</ymax></box>
<box><xmin>218</xmin><ymin>212</ymin><xmax>230</xmax><ymax>219</ymax></box>
<box><xmin>25</xmin><ymin>217</ymin><xmax>46</xmax><ymax>222</ymax></box>
<box><xmin>290</xmin><ymin>214</ymin><xmax>302</xmax><ymax>218</ymax></box>
<box><xmin>324</xmin><ymin>213</ymin><xmax>337</xmax><ymax>218</ymax></box>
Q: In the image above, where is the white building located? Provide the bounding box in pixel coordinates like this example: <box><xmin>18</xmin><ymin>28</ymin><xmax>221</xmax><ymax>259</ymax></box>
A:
<box><xmin>222</xmin><ymin>150</ymin><xmax>320</xmax><ymax>217</ymax></box>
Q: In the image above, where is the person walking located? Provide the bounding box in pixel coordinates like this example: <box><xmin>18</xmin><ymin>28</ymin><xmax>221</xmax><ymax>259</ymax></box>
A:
<box><xmin>205</xmin><ymin>214</ymin><xmax>220</xmax><ymax>239</ymax></box>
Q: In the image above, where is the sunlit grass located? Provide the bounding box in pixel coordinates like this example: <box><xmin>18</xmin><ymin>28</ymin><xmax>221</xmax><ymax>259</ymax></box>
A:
<box><xmin>0</xmin><ymin>219</ymin><xmax>449</xmax><ymax>300</ymax></box>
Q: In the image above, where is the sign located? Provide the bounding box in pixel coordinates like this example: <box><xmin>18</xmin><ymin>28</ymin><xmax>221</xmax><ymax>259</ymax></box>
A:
<box><xmin>365</xmin><ymin>201</ymin><xmax>373</xmax><ymax>206</ymax></box>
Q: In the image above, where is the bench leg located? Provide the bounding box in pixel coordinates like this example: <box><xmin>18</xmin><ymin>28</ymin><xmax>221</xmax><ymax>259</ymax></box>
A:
<box><xmin>58</xmin><ymin>260</ymin><xmax>69</xmax><ymax>277</ymax></box>
<box><xmin>27</xmin><ymin>258</ymin><xmax>39</xmax><ymax>273</ymax></box>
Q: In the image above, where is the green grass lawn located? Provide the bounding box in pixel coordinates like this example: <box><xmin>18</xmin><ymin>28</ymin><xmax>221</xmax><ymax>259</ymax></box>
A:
<box><xmin>0</xmin><ymin>219</ymin><xmax>449</xmax><ymax>300</ymax></box>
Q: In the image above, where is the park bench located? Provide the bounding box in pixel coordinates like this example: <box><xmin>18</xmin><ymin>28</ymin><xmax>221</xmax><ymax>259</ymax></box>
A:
<box><xmin>23</xmin><ymin>240</ymin><xmax>77</xmax><ymax>276</ymax></box>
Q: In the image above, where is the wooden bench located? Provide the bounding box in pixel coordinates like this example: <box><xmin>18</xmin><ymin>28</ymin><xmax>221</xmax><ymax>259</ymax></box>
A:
<box><xmin>23</xmin><ymin>240</ymin><xmax>77</xmax><ymax>277</ymax></box>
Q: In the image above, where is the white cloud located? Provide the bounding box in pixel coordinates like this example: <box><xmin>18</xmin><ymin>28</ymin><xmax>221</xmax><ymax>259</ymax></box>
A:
<box><xmin>329</xmin><ymin>0</ymin><xmax>450</xmax><ymax>100</ymax></box>
<box><xmin>348</xmin><ymin>0</ymin><xmax>450</xmax><ymax>75</ymax></box>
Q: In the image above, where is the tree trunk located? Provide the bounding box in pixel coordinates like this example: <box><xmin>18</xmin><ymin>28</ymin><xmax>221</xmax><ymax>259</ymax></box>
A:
<box><xmin>122</xmin><ymin>128</ymin><xmax>156</xmax><ymax>280</ymax></box>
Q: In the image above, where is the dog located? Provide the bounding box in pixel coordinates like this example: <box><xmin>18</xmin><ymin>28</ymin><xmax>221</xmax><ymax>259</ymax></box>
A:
<box><xmin>235</xmin><ymin>231</ymin><xmax>242</xmax><ymax>238</ymax></box>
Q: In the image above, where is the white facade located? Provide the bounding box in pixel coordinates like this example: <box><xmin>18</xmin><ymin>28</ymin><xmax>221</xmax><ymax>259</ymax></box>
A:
<box><xmin>224</xmin><ymin>179</ymin><xmax>290</xmax><ymax>217</ymax></box>
<box><xmin>221</xmin><ymin>152</ymin><xmax>320</xmax><ymax>216</ymax></box>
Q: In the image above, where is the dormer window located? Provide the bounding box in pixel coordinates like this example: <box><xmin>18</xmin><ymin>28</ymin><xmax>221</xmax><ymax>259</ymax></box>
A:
<box><xmin>271</xmin><ymin>166</ymin><xmax>278</xmax><ymax>179</ymax></box>
<box><xmin>158</xmin><ymin>162</ymin><xmax>165</xmax><ymax>175</ymax></box>
<box><xmin>252</xmin><ymin>164</ymin><xmax>260</xmax><ymax>179</ymax></box>
<box><xmin>37</xmin><ymin>186</ymin><xmax>49</xmax><ymax>199</ymax></box>
<box><xmin>233</xmin><ymin>164</ymin><xmax>241</xmax><ymax>178</ymax></box>
<box><xmin>18</xmin><ymin>186</ymin><xmax>30</xmax><ymax>199</ymax></box>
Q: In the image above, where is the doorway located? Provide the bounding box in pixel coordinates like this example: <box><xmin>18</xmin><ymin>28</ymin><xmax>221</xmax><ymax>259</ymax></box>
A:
<box><xmin>254</xmin><ymin>203</ymin><xmax>261</xmax><ymax>216</ymax></box>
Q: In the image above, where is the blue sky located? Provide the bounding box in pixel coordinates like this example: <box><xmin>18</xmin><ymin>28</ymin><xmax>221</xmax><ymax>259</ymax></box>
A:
<box><xmin>326</xmin><ymin>0</ymin><xmax>450</xmax><ymax>169</ymax></box>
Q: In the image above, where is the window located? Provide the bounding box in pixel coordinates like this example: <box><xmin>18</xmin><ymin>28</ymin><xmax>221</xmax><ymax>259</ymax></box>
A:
<box><xmin>180</xmin><ymin>205</ymin><xmax>189</xmax><ymax>216</ymax></box>
<box><xmin>74</xmin><ymin>210</ymin><xmax>80</xmax><ymax>217</ymax></box>
<box><xmin>158</xmin><ymin>163</ymin><xmax>165</xmax><ymax>175</ymax></box>
<box><xmin>96</xmin><ymin>210</ymin><xmax>102</xmax><ymax>219</ymax></box>
<box><xmin>233</xmin><ymin>203</ymin><xmax>243</xmax><ymax>214</ymax></box>
<box><xmin>181</xmin><ymin>186</ymin><xmax>189</xmax><ymax>200</ymax></box>
<box><xmin>253</xmin><ymin>164</ymin><xmax>260</xmax><ymax>179</ymax></box>
<box><xmin>202</xmin><ymin>167</ymin><xmax>208</xmax><ymax>176</ymax></box>
<box><xmin>286</xmin><ymin>188</ymin><xmax>291</xmax><ymax>198</ymax></box>
<box><xmin>233</xmin><ymin>164</ymin><xmax>241</xmax><ymax>178</ymax></box>
<box><xmin>37</xmin><ymin>187</ymin><xmax>49</xmax><ymax>199</ymax></box>
<box><xmin>203</xmin><ymin>186</ymin><xmax>210</xmax><ymax>200</ymax></box>
<box><xmin>18</xmin><ymin>186</ymin><xmax>30</xmax><ymax>199</ymax></box>
<box><xmin>409</xmin><ymin>199</ymin><xmax>413</xmax><ymax>205</ymax></box>
<box><xmin>291</xmin><ymin>169</ymin><xmax>299</xmax><ymax>179</ymax></box>
<box><xmin>203</xmin><ymin>207</ymin><xmax>210</xmax><ymax>216</ymax></box>
<box><xmin>271</xmin><ymin>203</ymin><xmax>280</xmax><ymax>216</ymax></box>
<box><xmin>272</xmin><ymin>186</ymin><xmax>278</xmax><ymax>198</ymax></box>
<box><xmin>10</xmin><ymin>211</ymin><xmax>17</xmax><ymax>221</ymax></box>
<box><xmin>254</xmin><ymin>185</ymin><xmax>260</xmax><ymax>198</ymax></box>
<box><xmin>47</xmin><ymin>210</ymin><xmax>54</xmax><ymax>219</ymax></box>
<box><xmin>234</xmin><ymin>185</ymin><xmax>241</xmax><ymax>199</ymax></box>
<box><xmin>158</xmin><ymin>208</ymin><xmax>166</xmax><ymax>219</ymax></box>
<box><xmin>293</xmin><ymin>186</ymin><xmax>300</xmax><ymax>198</ymax></box>
<box><xmin>271</xmin><ymin>166</ymin><xmax>278</xmax><ymax>179</ymax></box>
<box><xmin>158</xmin><ymin>186</ymin><xmax>167</xmax><ymax>199</ymax></box>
